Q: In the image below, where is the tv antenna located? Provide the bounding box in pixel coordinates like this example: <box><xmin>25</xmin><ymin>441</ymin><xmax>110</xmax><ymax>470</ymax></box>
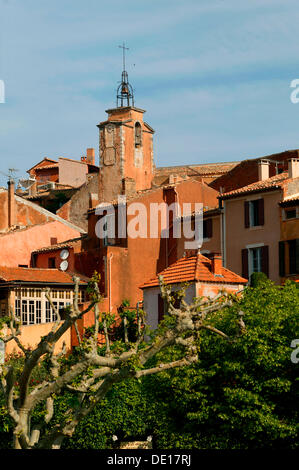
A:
<box><xmin>0</xmin><ymin>168</ymin><xmax>19</xmax><ymax>182</ymax></box>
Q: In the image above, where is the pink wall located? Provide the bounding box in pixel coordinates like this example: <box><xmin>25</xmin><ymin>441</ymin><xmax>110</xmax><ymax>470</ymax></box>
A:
<box><xmin>224</xmin><ymin>191</ymin><xmax>281</xmax><ymax>283</ymax></box>
<box><xmin>0</xmin><ymin>221</ymin><xmax>82</xmax><ymax>267</ymax></box>
<box><xmin>59</xmin><ymin>158</ymin><xmax>88</xmax><ymax>188</ymax></box>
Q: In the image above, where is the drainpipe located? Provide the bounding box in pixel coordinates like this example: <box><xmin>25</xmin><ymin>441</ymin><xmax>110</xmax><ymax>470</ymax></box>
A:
<box><xmin>108</xmin><ymin>253</ymin><xmax>113</xmax><ymax>312</ymax></box>
<box><xmin>221</xmin><ymin>200</ymin><xmax>226</xmax><ymax>267</ymax></box>
<box><xmin>8</xmin><ymin>179</ymin><xmax>15</xmax><ymax>228</ymax></box>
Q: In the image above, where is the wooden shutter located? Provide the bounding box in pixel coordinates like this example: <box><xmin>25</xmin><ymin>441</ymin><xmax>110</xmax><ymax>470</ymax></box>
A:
<box><xmin>241</xmin><ymin>249</ymin><xmax>249</xmax><ymax>279</ymax></box>
<box><xmin>244</xmin><ymin>202</ymin><xmax>250</xmax><ymax>228</ymax></box>
<box><xmin>204</xmin><ymin>218</ymin><xmax>213</xmax><ymax>238</ymax></box>
<box><xmin>258</xmin><ymin>199</ymin><xmax>264</xmax><ymax>226</ymax></box>
<box><xmin>288</xmin><ymin>240</ymin><xmax>296</xmax><ymax>274</ymax></box>
<box><xmin>296</xmin><ymin>239</ymin><xmax>299</xmax><ymax>274</ymax></box>
<box><xmin>279</xmin><ymin>241</ymin><xmax>285</xmax><ymax>277</ymax></box>
<box><xmin>261</xmin><ymin>245</ymin><xmax>269</xmax><ymax>277</ymax></box>
<box><xmin>208</xmin><ymin>218</ymin><xmax>213</xmax><ymax>238</ymax></box>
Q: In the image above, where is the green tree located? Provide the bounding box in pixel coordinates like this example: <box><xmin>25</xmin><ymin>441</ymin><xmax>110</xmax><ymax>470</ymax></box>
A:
<box><xmin>143</xmin><ymin>278</ymin><xmax>299</xmax><ymax>449</ymax></box>
<box><xmin>0</xmin><ymin>275</ymin><xmax>241</xmax><ymax>449</ymax></box>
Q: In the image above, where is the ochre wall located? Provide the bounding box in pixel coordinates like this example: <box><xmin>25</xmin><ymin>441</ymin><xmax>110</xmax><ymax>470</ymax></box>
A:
<box><xmin>5</xmin><ymin>323</ymin><xmax>71</xmax><ymax>356</ymax></box>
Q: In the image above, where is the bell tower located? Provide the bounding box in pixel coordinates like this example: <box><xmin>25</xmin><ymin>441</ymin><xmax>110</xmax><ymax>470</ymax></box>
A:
<box><xmin>97</xmin><ymin>44</ymin><xmax>155</xmax><ymax>203</ymax></box>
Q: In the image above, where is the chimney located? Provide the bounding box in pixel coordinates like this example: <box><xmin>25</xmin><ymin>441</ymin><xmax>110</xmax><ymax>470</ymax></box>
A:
<box><xmin>211</xmin><ymin>252</ymin><xmax>222</xmax><ymax>276</ymax></box>
<box><xmin>258</xmin><ymin>160</ymin><xmax>270</xmax><ymax>181</ymax></box>
<box><xmin>288</xmin><ymin>158</ymin><xmax>299</xmax><ymax>179</ymax></box>
<box><xmin>29</xmin><ymin>180</ymin><xmax>37</xmax><ymax>197</ymax></box>
<box><xmin>89</xmin><ymin>193</ymin><xmax>99</xmax><ymax>209</ymax></box>
<box><xmin>86</xmin><ymin>148</ymin><xmax>95</xmax><ymax>166</ymax></box>
<box><xmin>185</xmin><ymin>249</ymin><xmax>199</xmax><ymax>258</ymax></box>
<box><xmin>7</xmin><ymin>179</ymin><xmax>16</xmax><ymax>228</ymax></box>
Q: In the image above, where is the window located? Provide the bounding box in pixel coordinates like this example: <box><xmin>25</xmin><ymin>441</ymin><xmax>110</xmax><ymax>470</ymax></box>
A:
<box><xmin>36</xmin><ymin>301</ymin><xmax>41</xmax><ymax>324</ymax></box>
<box><xmin>15</xmin><ymin>299</ymin><xmax>21</xmax><ymax>319</ymax></box>
<box><xmin>0</xmin><ymin>301</ymin><xmax>6</xmax><ymax>316</ymax></box>
<box><xmin>158</xmin><ymin>294</ymin><xmax>165</xmax><ymax>323</ymax></box>
<box><xmin>158</xmin><ymin>292</ymin><xmax>181</xmax><ymax>323</ymax></box>
<box><xmin>48</xmin><ymin>257</ymin><xmax>56</xmax><ymax>269</ymax></box>
<box><xmin>285</xmin><ymin>208</ymin><xmax>297</xmax><ymax>220</ymax></box>
<box><xmin>22</xmin><ymin>300</ymin><xmax>28</xmax><ymax>325</ymax></box>
<box><xmin>203</xmin><ymin>219</ymin><xmax>213</xmax><ymax>239</ymax></box>
<box><xmin>29</xmin><ymin>301</ymin><xmax>35</xmax><ymax>325</ymax></box>
<box><xmin>46</xmin><ymin>301</ymin><xmax>51</xmax><ymax>323</ymax></box>
<box><xmin>103</xmin><ymin>213</ymin><xmax>115</xmax><ymax>247</ymax></box>
<box><xmin>59</xmin><ymin>302</ymin><xmax>65</xmax><ymax>315</ymax></box>
<box><xmin>249</xmin><ymin>247</ymin><xmax>262</xmax><ymax>276</ymax></box>
<box><xmin>249</xmin><ymin>200</ymin><xmax>261</xmax><ymax>226</ymax></box>
<box><xmin>288</xmin><ymin>239</ymin><xmax>299</xmax><ymax>275</ymax></box>
<box><xmin>52</xmin><ymin>302</ymin><xmax>58</xmax><ymax>322</ymax></box>
<box><xmin>135</xmin><ymin>122</ymin><xmax>142</xmax><ymax>147</ymax></box>
<box><xmin>242</xmin><ymin>245</ymin><xmax>269</xmax><ymax>279</ymax></box>
<box><xmin>244</xmin><ymin>199</ymin><xmax>264</xmax><ymax>228</ymax></box>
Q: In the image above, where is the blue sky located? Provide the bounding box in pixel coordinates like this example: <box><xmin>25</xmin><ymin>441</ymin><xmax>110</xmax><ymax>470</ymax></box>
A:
<box><xmin>1</xmin><ymin>0</ymin><xmax>299</xmax><ymax>186</ymax></box>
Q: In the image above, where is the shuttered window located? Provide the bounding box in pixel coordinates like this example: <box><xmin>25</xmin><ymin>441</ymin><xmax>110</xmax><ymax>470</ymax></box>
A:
<box><xmin>244</xmin><ymin>199</ymin><xmax>264</xmax><ymax>228</ymax></box>
<box><xmin>288</xmin><ymin>239</ymin><xmax>299</xmax><ymax>274</ymax></box>
<box><xmin>158</xmin><ymin>294</ymin><xmax>165</xmax><ymax>323</ymax></box>
<box><xmin>279</xmin><ymin>241</ymin><xmax>285</xmax><ymax>277</ymax></box>
<box><xmin>203</xmin><ymin>218</ymin><xmax>213</xmax><ymax>239</ymax></box>
<box><xmin>242</xmin><ymin>245</ymin><xmax>269</xmax><ymax>279</ymax></box>
<box><xmin>242</xmin><ymin>249</ymin><xmax>249</xmax><ymax>279</ymax></box>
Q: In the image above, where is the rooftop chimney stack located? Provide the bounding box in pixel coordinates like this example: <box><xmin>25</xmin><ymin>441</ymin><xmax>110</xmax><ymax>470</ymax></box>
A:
<box><xmin>86</xmin><ymin>148</ymin><xmax>95</xmax><ymax>166</ymax></box>
<box><xmin>288</xmin><ymin>158</ymin><xmax>299</xmax><ymax>179</ymax></box>
<box><xmin>211</xmin><ymin>253</ymin><xmax>222</xmax><ymax>276</ymax></box>
<box><xmin>258</xmin><ymin>160</ymin><xmax>270</xmax><ymax>181</ymax></box>
<box><xmin>89</xmin><ymin>193</ymin><xmax>99</xmax><ymax>209</ymax></box>
<box><xmin>7</xmin><ymin>179</ymin><xmax>16</xmax><ymax>228</ymax></box>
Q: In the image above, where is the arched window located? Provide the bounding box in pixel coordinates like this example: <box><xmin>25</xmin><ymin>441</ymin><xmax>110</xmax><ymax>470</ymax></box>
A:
<box><xmin>135</xmin><ymin>122</ymin><xmax>142</xmax><ymax>148</ymax></box>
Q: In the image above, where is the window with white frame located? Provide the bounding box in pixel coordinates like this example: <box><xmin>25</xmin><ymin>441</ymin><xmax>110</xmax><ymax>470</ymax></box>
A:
<box><xmin>14</xmin><ymin>288</ymin><xmax>74</xmax><ymax>325</ymax></box>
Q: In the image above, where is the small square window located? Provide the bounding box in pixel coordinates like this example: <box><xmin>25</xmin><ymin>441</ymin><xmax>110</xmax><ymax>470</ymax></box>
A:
<box><xmin>285</xmin><ymin>209</ymin><xmax>297</xmax><ymax>220</ymax></box>
<box><xmin>48</xmin><ymin>258</ymin><xmax>56</xmax><ymax>269</ymax></box>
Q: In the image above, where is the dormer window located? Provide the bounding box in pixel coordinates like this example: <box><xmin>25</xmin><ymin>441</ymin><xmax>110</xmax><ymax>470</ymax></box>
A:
<box><xmin>135</xmin><ymin>122</ymin><xmax>142</xmax><ymax>148</ymax></box>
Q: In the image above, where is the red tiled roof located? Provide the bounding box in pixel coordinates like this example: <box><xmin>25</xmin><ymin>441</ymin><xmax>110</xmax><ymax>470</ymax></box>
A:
<box><xmin>35</xmin><ymin>164</ymin><xmax>59</xmax><ymax>170</ymax></box>
<box><xmin>0</xmin><ymin>267</ymin><xmax>87</xmax><ymax>284</ymax></box>
<box><xmin>155</xmin><ymin>162</ymin><xmax>239</xmax><ymax>176</ymax></box>
<box><xmin>27</xmin><ymin>158</ymin><xmax>58</xmax><ymax>172</ymax></box>
<box><xmin>280</xmin><ymin>194</ymin><xmax>299</xmax><ymax>205</ymax></box>
<box><xmin>32</xmin><ymin>237</ymin><xmax>85</xmax><ymax>254</ymax></box>
<box><xmin>220</xmin><ymin>173</ymin><xmax>289</xmax><ymax>199</ymax></box>
<box><xmin>140</xmin><ymin>253</ymin><xmax>247</xmax><ymax>289</ymax></box>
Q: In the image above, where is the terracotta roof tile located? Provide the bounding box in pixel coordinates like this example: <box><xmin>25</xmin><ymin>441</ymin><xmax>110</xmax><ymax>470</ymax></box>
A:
<box><xmin>0</xmin><ymin>267</ymin><xmax>87</xmax><ymax>284</ymax></box>
<box><xmin>35</xmin><ymin>164</ymin><xmax>59</xmax><ymax>170</ymax></box>
<box><xmin>220</xmin><ymin>173</ymin><xmax>289</xmax><ymax>199</ymax></box>
<box><xmin>32</xmin><ymin>237</ymin><xmax>85</xmax><ymax>254</ymax></box>
<box><xmin>140</xmin><ymin>253</ymin><xmax>247</xmax><ymax>289</ymax></box>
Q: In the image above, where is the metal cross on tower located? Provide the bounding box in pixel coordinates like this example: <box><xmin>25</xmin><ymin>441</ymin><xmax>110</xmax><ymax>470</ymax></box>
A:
<box><xmin>119</xmin><ymin>42</ymin><xmax>129</xmax><ymax>72</ymax></box>
<box><xmin>116</xmin><ymin>42</ymin><xmax>134</xmax><ymax>108</ymax></box>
